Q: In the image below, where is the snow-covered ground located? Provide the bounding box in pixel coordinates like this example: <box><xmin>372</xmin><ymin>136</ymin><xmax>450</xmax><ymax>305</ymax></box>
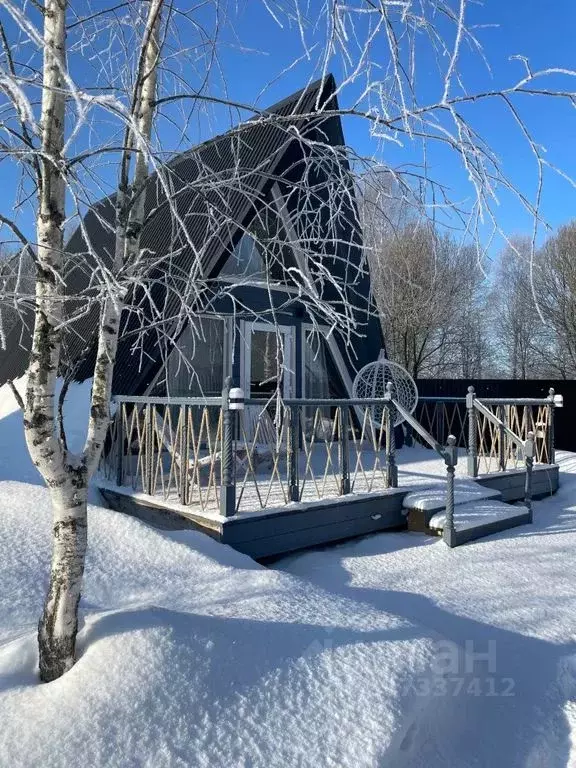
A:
<box><xmin>0</xmin><ymin>482</ymin><xmax>440</xmax><ymax>767</ymax></box>
<box><xmin>0</xmin><ymin>381</ymin><xmax>436</xmax><ymax>767</ymax></box>
<box><xmin>278</xmin><ymin>451</ymin><xmax>576</xmax><ymax>767</ymax></box>
<box><xmin>1</xmin><ymin>379</ymin><xmax>576</xmax><ymax>767</ymax></box>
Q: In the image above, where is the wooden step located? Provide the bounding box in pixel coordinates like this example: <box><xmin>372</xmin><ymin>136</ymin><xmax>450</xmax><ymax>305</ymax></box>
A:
<box><xmin>403</xmin><ymin>481</ymin><xmax>502</xmax><ymax>532</ymax></box>
<box><xmin>428</xmin><ymin>500</ymin><xmax>532</xmax><ymax>546</ymax></box>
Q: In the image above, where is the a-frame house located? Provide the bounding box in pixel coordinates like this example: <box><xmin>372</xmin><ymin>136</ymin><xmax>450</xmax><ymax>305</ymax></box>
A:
<box><xmin>0</xmin><ymin>76</ymin><xmax>384</xmax><ymax>401</ymax></box>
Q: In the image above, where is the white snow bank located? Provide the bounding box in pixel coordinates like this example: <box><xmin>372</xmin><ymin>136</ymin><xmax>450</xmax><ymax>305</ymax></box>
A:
<box><xmin>402</xmin><ymin>480</ymin><xmax>500</xmax><ymax>512</ymax></box>
<box><xmin>0</xmin><ymin>375</ymin><xmax>25</xmax><ymax>420</ymax></box>
<box><xmin>0</xmin><ymin>478</ymin><xmax>438</xmax><ymax>767</ymax></box>
<box><xmin>0</xmin><ymin>377</ymin><xmax>93</xmax><ymax>487</ymax></box>
<box><xmin>428</xmin><ymin>499</ymin><xmax>530</xmax><ymax>531</ymax></box>
<box><xmin>0</xmin><ymin>376</ymin><xmax>92</xmax><ymax>449</ymax></box>
<box><xmin>278</xmin><ymin>451</ymin><xmax>576</xmax><ymax>768</ymax></box>
<box><xmin>57</xmin><ymin>378</ymin><xmax>93</xmax><ymax>453</ymax></box>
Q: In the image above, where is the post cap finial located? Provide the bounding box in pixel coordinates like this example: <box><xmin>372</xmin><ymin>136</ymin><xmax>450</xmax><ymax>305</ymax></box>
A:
<box><xmin>444</xmin><ymin>434</ymin><xmax>458</xmax><ymax>467</ymax></box>
<box><xmin>229</xmin><ymin>387</ymin><xmax>245</xmax><ymax>410</ymax></box>
<box><xmin>467</xmin><ymin>385</ymin><xmax>475</xmax><ymax>393</ymax></box>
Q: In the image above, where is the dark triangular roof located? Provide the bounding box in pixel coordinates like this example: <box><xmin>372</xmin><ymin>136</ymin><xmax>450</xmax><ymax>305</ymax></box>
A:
<box><xmin>0</xmin><ymin>75</ymin><xmax>365</xmax><ymax>392</ymax></box>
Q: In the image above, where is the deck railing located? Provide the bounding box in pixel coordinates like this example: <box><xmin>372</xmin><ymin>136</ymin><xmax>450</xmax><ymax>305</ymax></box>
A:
<box><xmin>413</xmin><ymin>387</ymin><xmax>557</xmax><ymax>474</ymax></box>
<box><xmin>387</xmin><ymin>386</ymin><xmax>459</xmax><ymax>546</ymax></box>
<box><xmin>99</xmin><ymin>384</ymin><xmax>559</xmax><ymax>520</ymax></box>
<box><xmin>101</xmin><ymin>392</ymin><xmax>405</xmax><ymax>515</ymax></box>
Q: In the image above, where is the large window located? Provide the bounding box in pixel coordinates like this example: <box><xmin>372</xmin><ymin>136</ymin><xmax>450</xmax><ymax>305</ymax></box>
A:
<box><xmin>166</xmin><ymin>318</ymin><xmax>227</xmax><ymax>397</ymax></box>
<box><xmin>220</xmin><ymin>232</ymin><xmax>264</xmax><ymax>278</ymax></box>
<box><xmin>220</xmin><ymin>198</ymin><xmax>297</xmax><ymax>282</ymax></box>
<box><xmin>250</xmin><ymin>330</ymin><xmax>283</xmax><ymax>397</ymax></box>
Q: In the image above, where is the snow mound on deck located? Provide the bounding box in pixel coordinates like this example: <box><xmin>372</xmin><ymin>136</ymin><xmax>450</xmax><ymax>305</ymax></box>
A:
<box><xmin>0</xmin><ymin>479</ymin><xmax>437</xmax><ymax>767</ymax></box>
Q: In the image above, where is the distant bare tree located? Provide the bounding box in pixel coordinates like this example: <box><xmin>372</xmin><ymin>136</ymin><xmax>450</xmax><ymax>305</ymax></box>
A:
<box><xmin>535</xmin><ymin>222</ymin><xmax>576</xmax><ymax>378</ymax></box>
<box><xmin>491</xmin><ymin>239</ymin><xmax>543</xmax><ymax>378</ymax></box>
<box><xmin>450</xmin><ymin>268</ymin><xmax>494</xmax><ymax>379</ymax></box>
<box><xmin>367</xmin><ymin>217</ymin><xmax>488</xmax><ymax>379</ymax></box>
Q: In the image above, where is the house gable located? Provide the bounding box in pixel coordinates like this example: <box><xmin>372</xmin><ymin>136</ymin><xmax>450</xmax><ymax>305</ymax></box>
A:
<box><xmin>0</xmin><ymin>75</ymin><xmax>384</xmax><ymax>397</ymax></box>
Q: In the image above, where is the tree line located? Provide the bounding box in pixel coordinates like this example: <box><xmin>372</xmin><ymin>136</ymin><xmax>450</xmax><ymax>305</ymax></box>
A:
<box><xmin>366</xmin><ymin>215</ymin><xmax>576</xmax><ymax>381</ymax></box>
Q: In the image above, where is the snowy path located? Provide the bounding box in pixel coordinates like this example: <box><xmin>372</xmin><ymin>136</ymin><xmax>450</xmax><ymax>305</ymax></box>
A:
<box><xmin>277</xmin><ymin>452</ymin><xmax>576</xmax><ymax>767</ymax></box>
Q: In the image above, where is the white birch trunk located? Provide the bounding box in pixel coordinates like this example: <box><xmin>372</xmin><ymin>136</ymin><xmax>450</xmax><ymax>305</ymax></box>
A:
<box><xmin>82</xmin><ymin>0</ymin><xmax>163</xmax><ymax>479</ymax></box>
<box><xmin>23</xmin><ymin>0</ymin><xmax>73</xmax><ymax>682</ymax></box>
<box><xmin>37</xmin><ymin>477</ymin><xmax>88</xmax><ymax>681</ymax></box>
<box><xmin>23</xmin><ymin>0</ymin><xmax>163</xmax><ymax>682</ymax></box>
<box><xmin>25</xmin><ymin>0</ymin><xmax>66</xmax><ymax>487</ymax></box>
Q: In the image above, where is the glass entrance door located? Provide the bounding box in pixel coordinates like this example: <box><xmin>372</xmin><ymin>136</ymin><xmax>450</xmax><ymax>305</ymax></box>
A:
<box><xmin>242</xmin><ymin>323</ymin><xmax>294</xmax><ymax>398</ymax></box>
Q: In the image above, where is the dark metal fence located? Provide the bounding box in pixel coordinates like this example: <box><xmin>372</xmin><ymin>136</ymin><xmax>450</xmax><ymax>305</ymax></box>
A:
<box><xmin>417</xmin><ymin>379</ymin><xmax>571</xmax><ymax>450</ymax></box>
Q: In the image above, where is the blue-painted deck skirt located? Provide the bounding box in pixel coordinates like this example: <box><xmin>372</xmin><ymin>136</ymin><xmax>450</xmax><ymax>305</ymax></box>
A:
<box><xmin>98</xmin><ymin>463</ymin><xmax>559</xmax><ymax>560</ymax></box>
<box><xmin>99</xmin><ymin>484</ymin><xmax>408</xmax><ymax>558</ymax></box>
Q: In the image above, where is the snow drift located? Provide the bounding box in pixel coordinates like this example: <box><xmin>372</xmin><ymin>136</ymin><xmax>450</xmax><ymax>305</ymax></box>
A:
<box><xmin>0</xmin><ymin>375</ymin><xmax>437</xmax><ymax>768</ymax></box>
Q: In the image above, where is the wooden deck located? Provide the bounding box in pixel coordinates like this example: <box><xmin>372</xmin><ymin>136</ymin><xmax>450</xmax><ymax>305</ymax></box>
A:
<box><xmin>98</xmin><ymin>447</ymin><xmax>560</xmax><ymax>559</ymax></box>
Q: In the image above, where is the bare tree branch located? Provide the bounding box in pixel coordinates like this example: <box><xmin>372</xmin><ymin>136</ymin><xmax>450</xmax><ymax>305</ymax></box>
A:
<box><xmin>7</xmin><ymin>378</ymin><xmax>24</xmax><ymax>409</ymax></box>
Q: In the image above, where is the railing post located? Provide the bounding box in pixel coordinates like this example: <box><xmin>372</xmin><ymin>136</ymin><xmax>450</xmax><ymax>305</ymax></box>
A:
<box><xmin>145</xmin><ymin>403</ymin><xmax>154</xmax><ymax>495</ymax></box>
<box><xmin>220</xmin><ymin>376</ymin><xmax>236</xmax><ymax>517</ymax></box>
<box><xmin>443</xmin><ymin>435</ymin><xmax>458</xmax><ymax>548</ymax></box>
<box><xmin>498</xmin><ymin>404</ymin><xmax>506</xmax><ymax>471</ymax></box>
<box><xmin>466</xmin><ymin>386</ymin><xmax>478</xmax><ymax>478</ymax></box>
<box><xmin>339</xmin><ymin>406</ymin><xmax>351</xmax><ymax>495</ymax></box>
<box><xmin>287</xmin><ymin>404</ymin><xmax>300</xmax><ymax>502</ymax></box>
<box><xmin>115</xmin><ymin>405</ymin><xmax>124</xmax><ymax>486</ymax></box>
<box><xmin>547</xmin><ymin>388</ymin><xmax>556</xmax><ymax>465</ymax></box>
<box><xmin>179</xmin><ymin>404</ymin><xmax>190</xmax><ymax>506</ymax></box>
<box><xmin>524</xmin><ymin>431</ymin><xmax>534</xmax><ymax>522</ymax></box>
<box><xmin>385</xmin><ymin>382</ymin><xmax>398</xmax><ymax>488</ymax></box>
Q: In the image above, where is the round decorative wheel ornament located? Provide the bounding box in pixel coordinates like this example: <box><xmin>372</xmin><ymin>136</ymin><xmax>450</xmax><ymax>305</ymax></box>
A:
<box><xmin>352</xmin><ymin>358</ymin><xmax>418</xmax><ymax>427</ymax></box>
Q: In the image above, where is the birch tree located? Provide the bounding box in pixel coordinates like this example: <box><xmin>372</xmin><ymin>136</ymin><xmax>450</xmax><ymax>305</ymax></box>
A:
<box><xmin>2</xmin><ymin>0</ymin><xmax>164</xmax><ymax>682</ymax></box>
<box><xmin>0</xmin><ymin>0</ymin><xmax>575</xmax><ymax>683</ymax></box>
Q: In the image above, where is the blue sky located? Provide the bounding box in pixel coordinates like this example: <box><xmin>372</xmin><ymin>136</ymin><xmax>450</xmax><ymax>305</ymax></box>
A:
<box><xmin>2</xmin><ymin>1</ymin><xmax>576</xmax><ymax>254</ymax></box>
<box><xmin>220</xmin><ymin>0</ymin><xmax>576</xmax><ymax>248</ymax></box>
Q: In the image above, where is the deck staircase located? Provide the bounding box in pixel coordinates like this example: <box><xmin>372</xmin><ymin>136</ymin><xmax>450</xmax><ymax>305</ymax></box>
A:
<box><xmin>389</xmin><ymin>388</ymin><xmax>535</xmax><ymax>548</ymax></box>
<box><xmin>403</xmin><ymin>479</ymin><xmax>532</xmax><ymax>546</ymax></box>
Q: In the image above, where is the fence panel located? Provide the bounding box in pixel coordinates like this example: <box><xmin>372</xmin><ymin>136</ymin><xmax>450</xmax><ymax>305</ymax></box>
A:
<box><xmin>417</xmin><ymin>379</ymin><xmax>567</xmax><ymax>450</ymax></box>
